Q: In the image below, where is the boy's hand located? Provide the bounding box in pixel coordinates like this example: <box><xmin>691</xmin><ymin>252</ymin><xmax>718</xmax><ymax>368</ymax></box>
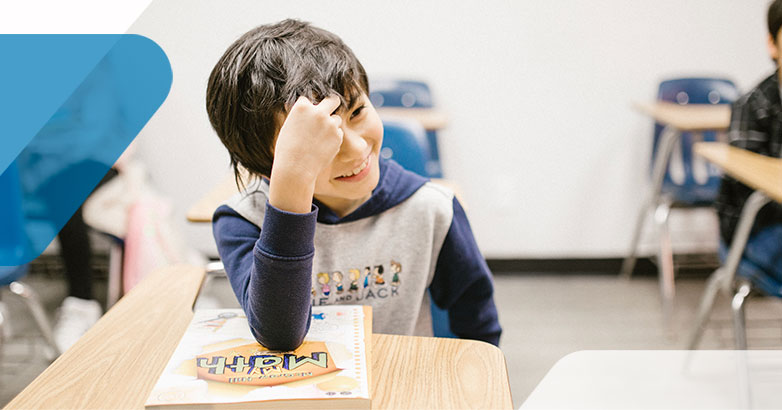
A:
<box><xmin>269</xmin><ymin>95</ymin><xmax>343</xmax><ymax>214</ymax></box>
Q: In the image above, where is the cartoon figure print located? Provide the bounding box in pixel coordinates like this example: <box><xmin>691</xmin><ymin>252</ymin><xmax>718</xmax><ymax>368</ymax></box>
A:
<box><xmin>317</xmin><ymin>272</ymin><xmax>331</xmax><ymax>296</ymax></box>
<box><xmin>363</xmin><ymin>267</ymin><xmax>371</xmax><ymax>288</ymax></box>
<box><xmin>348</xmin><ymin>269</ymin><xmax>360</xmax><ymax>292</ymax></box>
<box><xmin>390</xmin><ymin>260</ymin><xmax>402</xmax><ymax>286</ymax></box>
<box><xmin>332</xmin><ymin>271</ymin><xmax>344</xmax><ymax>294</ymax></box>
<box><xmin>373</xmin><ymin>265</ymin><xmax>385</xmax><ymax>285</ymax></box>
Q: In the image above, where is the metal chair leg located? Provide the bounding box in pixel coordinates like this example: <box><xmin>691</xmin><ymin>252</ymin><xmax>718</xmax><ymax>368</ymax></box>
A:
<box><xmin>654</xmin><ymin>198</ymin><xmax>675</xmax><ymax>324</ymax></box>
<box><xmin>8</xmin><ymin>281</ymin><xmax>60</xmax><ymax>360</ymax></box>
<box><xmin>687</xmin><ymin>268</ymin><xmax>724</xmax><ymax>350</ymax></box>
<box><xmin>687</xmin><ymin>191</ymin><xmax>770</xmax><ymax>351</ymax></box>
<box><xmin>621</xmin><ymin>125</ymin><xmax>680</xmax><ymax>279</ymax></box>
<box><xmin>731</xmin><ymin>282</ymin><xmax>751</xmax><ymax>350</ymax></box>
<box><xmin>721</xmin><ymin>192</ymin><xmax>771</xmax><ymax>292</ymax></box>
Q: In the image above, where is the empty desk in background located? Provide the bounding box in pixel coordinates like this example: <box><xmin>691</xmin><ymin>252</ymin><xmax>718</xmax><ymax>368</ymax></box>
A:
<box><xmin>521</xmin><ymin>350</ymin><xmax>782</xmax><ymax>409</ymax></box>
<box><xmin>693</xmin><ymin>142</ymin><xmax>782</xmax><ymax>203</ymax></box>
<box><xmin>688</xmin><ymin>142</ymin><xmax>782</xmax><ymax>350</ymax></box>
<box><xmin>621</xmin><ymin>102</ymin><xmax>731</xmax><ymax>319</ymax></box>
<box><xmin>5</xmin><ymin>264</ymin><xmax>512</xmax><ymax>409</ymax></box>
<box><xmin>375</xmin><ymin>107</ymin><xmax>448</xmax><ymax>131</ymax></box>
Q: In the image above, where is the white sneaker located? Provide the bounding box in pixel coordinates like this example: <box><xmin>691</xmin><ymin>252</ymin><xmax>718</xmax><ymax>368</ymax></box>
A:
<box><xmin>53</xmin><ymin>296</ymin><xmax>102</xmax><ymax>353</ymax></box>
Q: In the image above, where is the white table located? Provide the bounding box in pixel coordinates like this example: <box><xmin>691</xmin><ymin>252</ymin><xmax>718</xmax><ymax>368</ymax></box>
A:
<box><xmin>521</xmin><ymin>350</ymin><xmax>782</xmax><ymax>409</ymax></box>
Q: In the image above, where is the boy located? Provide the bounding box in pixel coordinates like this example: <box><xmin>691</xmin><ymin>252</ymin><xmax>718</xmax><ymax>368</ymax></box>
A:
<box><xmin>206</xmin><ymin>19</ymin><xmax>501</xmax><ymax>351</ymax></box>
<box><xmin>715</xmin><ymin>0</ymin><xmax>782</xmax><ymax>282</ymax></box>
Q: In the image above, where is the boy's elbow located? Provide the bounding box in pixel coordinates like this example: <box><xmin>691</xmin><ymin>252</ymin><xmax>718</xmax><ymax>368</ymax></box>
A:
<box><xmin>250</xmin><ymin>324</ymin><xmax>307</xmax><ymax>351</ymax></box>
<box><xmin>248</xmin><ymin>311</ymin><xmax>312</xmax><ymax>351</ymax></box>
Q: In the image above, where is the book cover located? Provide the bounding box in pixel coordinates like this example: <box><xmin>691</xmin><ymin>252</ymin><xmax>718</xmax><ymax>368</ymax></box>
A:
<box><xmin>146</xmin><ymin>305</ymin><xmax>371</xmax><ymax>409</ymax></box>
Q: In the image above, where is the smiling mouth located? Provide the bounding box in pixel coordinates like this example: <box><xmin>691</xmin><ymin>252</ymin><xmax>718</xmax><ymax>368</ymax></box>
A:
<box><xmin>336</xmin><ymin>155</ymin><xmax>371</xmax><ymax>179</ymax></box>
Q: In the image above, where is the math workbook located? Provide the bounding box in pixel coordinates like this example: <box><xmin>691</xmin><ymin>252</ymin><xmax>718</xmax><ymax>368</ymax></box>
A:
<box><xmin>146</xmin><ymin>305</ymin><xmax>372</xmax><ymax>409</ymax></box>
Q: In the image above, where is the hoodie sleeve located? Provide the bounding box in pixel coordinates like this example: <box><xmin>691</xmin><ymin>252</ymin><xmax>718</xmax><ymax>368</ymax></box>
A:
<box><xmin>213</xmin><ymin>202</ymin><xmax>316</xmax><ymax>351</ymax></box>
<box><xmin>428</xmin><ymin>197</ymin><xmax>502</xmax><ymax>346</ymax></box>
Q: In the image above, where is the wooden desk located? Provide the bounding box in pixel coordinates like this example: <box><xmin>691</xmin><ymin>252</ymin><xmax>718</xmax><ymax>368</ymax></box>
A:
<box><xmin>694</xmin><ymin>142</ymin><xmax>782</xmax><ymax>203</ymax></box>
<box><xmin>376</xmin><ymin>107</ymin><xmax>448</xmax><ymax>131</ymax></box>
<box><xmin>621</xmin><ymin>102</ymin><xmax>732</xmax><ymax>321</ymax></box>
<box><xmin>6</xmin><ymin>265</ymin><xmax>512</xmax><ymax>409</ymax></box>
<box><xmin>633</xmin><ymin>102</ymin><xmax>731</xmax><ymax>132</ymax></box>
<box><xmin>687</xmin><ymin>142</ymin><xmax>782</xmax><ymax>349</ymax></box>
<box><xmin>187</xmin><ymin>174</ymin><xmax>466</xmax><ymax>223</ymax></box>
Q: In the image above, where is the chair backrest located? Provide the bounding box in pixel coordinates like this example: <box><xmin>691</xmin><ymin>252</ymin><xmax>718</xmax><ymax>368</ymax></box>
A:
<box><xmin>371</xmin><ymin>79</ymin><xmax>443</xmax><ymax>177</ymax></box>
<box><xmin>370</xmin><ymin>79</ymin><xmax>433</xmax><ymax>108</ymax></box>
<box><xmin>652</xmin><ymin>77</ymin><xmax>739</xmax><ymax>204</ymax></box>
<box><xmin>381</xmin><ymin>119</ymin><xmax>431</xmax><ymax>177</ymax></box>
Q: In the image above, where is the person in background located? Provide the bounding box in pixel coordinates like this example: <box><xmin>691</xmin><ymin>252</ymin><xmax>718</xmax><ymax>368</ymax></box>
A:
<box><xmin>715</xmin><ymin>0</ymin><xmax>782</xmax><ymax>283</ymax></box>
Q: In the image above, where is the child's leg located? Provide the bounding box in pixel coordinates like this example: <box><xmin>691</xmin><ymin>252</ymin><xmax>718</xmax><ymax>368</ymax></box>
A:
<box><xmin>742</xmin><ymin>224</ymin><xmax>782</xmax><ymax>283</ymax></box>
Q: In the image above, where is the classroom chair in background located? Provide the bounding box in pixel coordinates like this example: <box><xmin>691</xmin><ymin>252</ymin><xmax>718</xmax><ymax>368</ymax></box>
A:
<box><xmin>381</xmin><ymin>118</ymin><xmax>456</xmax><ymax>339</ymax></box>
<box><xmin>370</xmin><ymin>79</ymin><xmax>443</xmax><ymax>178</ymax></box>
<box><xmin>688</xmin><ymin>192</ymin><xmax>782</xmax><ymax>350</ymax></box>
<box><xmin>651</xmin><ymin>78</ymin><xmax>738</xmax><ymax>204</ymax></box>
<box><xmin>380</xmin><ymin>118</ymin><xmax>431</xmax><ymax>177</ymax></box>
<box><xmin>0</xmin><ymin>162</ymin><xmax>60</xmax><ymax>361</ymax></box>
<box><xmin>621</xmin><ymin>78</ymin><xmax>738</xmax><ymax>320</ymax></box>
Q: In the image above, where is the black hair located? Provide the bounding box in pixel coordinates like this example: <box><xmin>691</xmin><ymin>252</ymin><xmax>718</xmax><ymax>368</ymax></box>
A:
<box><xmin>206</xmin><ymin>19</ymin><xmax>369</xmax><ymax>186</ymax></box>
<box><xmin>769</xmin><ymin>0</ymin><xmax>782</xmax><ymax>42</ymax></box>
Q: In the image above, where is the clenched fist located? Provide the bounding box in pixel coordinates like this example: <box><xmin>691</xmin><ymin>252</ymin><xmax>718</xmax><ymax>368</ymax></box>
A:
<box><xmin>269</xmin><ymin>95</ymin><xmax>344</xmax><ymax>214</ymax></box>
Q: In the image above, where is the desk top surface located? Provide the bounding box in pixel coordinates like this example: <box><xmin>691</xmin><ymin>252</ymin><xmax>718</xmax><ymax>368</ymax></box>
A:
<box><xmin>694</xmin><ymin>142</ymin><xmax>782</xmax><ymax>203</ymax></box>
<box><xmin>634</xmin><ymin>101</ymin><xmax>731</xmax><ymax>131</ymax></box>
<box><xmin>521</xmin><ymin>350</ymin><xmax>782</xmax><ymax>409</ymax></box>
<box><xmin>375</xmin><ymin>107</ymin><xmax>447</xmax><ymax>131</ymax></box>
<box><xmin>186</xmin><ymin>174</ymin><xmax>465</xmax><ymax>223</ymax></box>
<box><xmin>6</xmin><ymin>264</ymin><xmax>511</xmax><ymax>410</ymax></box>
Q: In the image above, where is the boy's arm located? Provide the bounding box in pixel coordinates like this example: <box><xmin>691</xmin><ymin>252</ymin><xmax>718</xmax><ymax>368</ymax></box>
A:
<box><xmin>429</xmin><ymin>198</ymin><xmax>502</xmax><ymax>346</ymax></box>
<box><xmin>211</xmin><ymin>94</ymin><xmax>344</xmax><ymax>350</ymax></box>
<box><xmin>726</xmin><ymin>91</ymin><xmax>773</xmax><ymax>154</ymax></box>
<box><xmin>213</xmin><ymin>202</ymin><xmax>316</xmax><ymax>351</ymax></box>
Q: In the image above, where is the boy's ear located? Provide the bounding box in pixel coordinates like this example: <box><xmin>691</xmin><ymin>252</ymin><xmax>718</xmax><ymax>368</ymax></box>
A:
<box><xmin>767</xmin><ymin>33</ymin><xmax>780</xmax><ymax>62</ymax></box>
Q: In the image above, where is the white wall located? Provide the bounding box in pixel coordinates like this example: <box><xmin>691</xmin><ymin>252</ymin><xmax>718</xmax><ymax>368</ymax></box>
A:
<box><xmin>128</xmin><ymin>0</ymin><xmax>773</xmax><ymax>259</ymax></box>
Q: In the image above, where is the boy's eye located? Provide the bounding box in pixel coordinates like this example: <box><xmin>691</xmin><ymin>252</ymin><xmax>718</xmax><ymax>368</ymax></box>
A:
<box><xmin>350</xmin><ymin>105</ymin><xmax>366</xmax><ymax>119</ymax></box>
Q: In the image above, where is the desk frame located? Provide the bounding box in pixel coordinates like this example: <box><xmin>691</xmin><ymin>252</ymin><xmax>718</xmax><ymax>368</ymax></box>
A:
<box><xmin>620</xmin><ymin>102</ymin><xmax>730</xmax><ymax>324</ymax></box>
<box><xmin>687</xmin><ymin>143</ymin><xmax>782</xmax><ymax>350</ymax></box>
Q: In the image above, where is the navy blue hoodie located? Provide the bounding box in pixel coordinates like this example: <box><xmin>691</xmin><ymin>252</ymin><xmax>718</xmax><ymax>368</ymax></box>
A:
<box><xmin>213</xmin><ymin>158</ymin><xmax>501</xmax><ymax>350</ymax></box>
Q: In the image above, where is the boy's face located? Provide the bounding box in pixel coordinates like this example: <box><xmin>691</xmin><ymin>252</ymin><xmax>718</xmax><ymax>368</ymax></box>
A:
<box><xmin>311</xmin><ymin>92</ymin><xmax>383</xmax><ymax>216</ymax></box>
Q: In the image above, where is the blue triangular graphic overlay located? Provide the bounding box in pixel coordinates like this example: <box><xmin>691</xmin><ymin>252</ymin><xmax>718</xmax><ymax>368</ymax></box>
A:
<box><xmin>0</xmin><ymin>35</ymin><xmax>172</xmax><ymax>266</ymax></box>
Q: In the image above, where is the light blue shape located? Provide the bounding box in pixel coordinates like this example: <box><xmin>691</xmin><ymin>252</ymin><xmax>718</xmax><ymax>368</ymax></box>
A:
<box><xmin>0</xmin><ymin>35</ymin><xmax>122</xmax><ymax>176</ymax></box>
<box><xmin>0</xmin><ymin>35</ymin><xmax>172</xmax><ymax>266</ymax></box>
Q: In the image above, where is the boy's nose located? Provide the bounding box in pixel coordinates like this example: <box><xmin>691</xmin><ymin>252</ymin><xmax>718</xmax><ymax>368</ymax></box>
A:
<box><xmin>337</xmin><ymin>127</ymin><xmax>368</xmax><ymax>160</ymax></box>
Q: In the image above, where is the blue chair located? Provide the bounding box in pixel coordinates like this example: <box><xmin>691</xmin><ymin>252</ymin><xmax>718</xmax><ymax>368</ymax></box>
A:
<box><xmin>381</xmin><ymin>118</ymin><xmax>431</xmax><ymax>176</ymax></box>
<box><xmin>652</xmin><ymin>78</ymin><xmax>738</xmax><ymax>204</ymax></box>
<box><xmin>370</xmin><ymin>79</ymin><xmax>443</xmax><ymax>178</ymax></box>
<box><xmin>621</xmin><ymin>78</ymin><xmax>739</xmax><ymax>319</ymax></box>
<box><xmin>0</xmin><ymin>161</ymin><xmax>60</xmax><ymax>360</ymax></box>
<box><xmin>380</xmin><ymin>118</ymin><xmax>456</xmax><ymax>339</ymax></box>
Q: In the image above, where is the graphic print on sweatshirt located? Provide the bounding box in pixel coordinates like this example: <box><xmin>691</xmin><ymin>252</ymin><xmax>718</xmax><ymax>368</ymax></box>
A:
<box><xmin>311</xmin><ymin>260</ymin><xmax>403</xmax><ymax>305</ymax></box>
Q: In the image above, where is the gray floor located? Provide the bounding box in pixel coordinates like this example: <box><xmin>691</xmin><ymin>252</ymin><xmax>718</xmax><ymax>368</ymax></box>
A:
<box><xmin>2</xmin><ymin>268</ymin><xmax>781</xmax><ymax>408</ymax></box>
